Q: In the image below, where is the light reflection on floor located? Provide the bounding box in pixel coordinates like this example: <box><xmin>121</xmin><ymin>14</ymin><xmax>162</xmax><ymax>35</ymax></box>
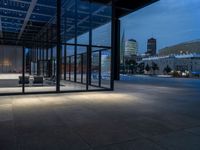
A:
<box><xmin>0</xmin><ymin>80</ymin><xmax>200</xmax><ymax>150</ymax></box>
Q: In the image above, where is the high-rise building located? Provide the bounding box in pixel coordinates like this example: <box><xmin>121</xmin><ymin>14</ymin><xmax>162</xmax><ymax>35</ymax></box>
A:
<box><xmin>147</xmin><ymin>37</ymin><xmax>157</xmax><ymax>56</ymax></box>
<box><xmin>124</xmin><ymin>39</ymin><xmax>138</xmax><ymax>58</ymax></box>
<box><xmin>120</xmin><ymin>30</ymin><xmax>126</xmax><ymax>64</ymax></box>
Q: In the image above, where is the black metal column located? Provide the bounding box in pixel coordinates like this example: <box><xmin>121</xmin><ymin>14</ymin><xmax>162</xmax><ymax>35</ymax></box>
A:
<box><xmin>74</xmin><ymin>0</ymin><xmax>78</xmax><ymax>82</ymax></box>
<box><xmin>46</xmin><ymin>28</ymin><xmax>49</xmax><ymax>61</ymax></box>
<box><xmin>46</xmin><ymin>49</ymin><xmax>48</xmax><ymax>60</ymax></box>
<box><xmin>69</xmin><ymin>57</ymin><xmax>71</xmax><ymax>81</ymax></box>
<box><xmin>99</xmin><ymin>50</ymin><xmax>102</xmax><ymax>87</ymax></box>
<box><xmin>42</xmin><ymin>47</ymin><xmax>45</xmax><ymax>76</ymax></box>
<box><xmin>64</xmin><ymin>16</ymin><xmax>67</xmax><ymax>81</ymax></box>
<box><xmin>111</xmin><ymin>2</ymin><xmax>121</xmax><ymax>90</ymax></box>
<box><xmin>40</xmin><ymin>48</ymin><xmax>42</xmax><ymax>60</ymax></box>
<box><xmin>37</xmin><ymin>47</ymin><xmax>40</xmax><ymax>75</ymax></box>
<box><xmin>111</xmin><ymin>1</ymin><xmax>115</xmax><ymax>90</ymax></box>
<box><xmin>36</xmin><ymin>47</ymin><xmax>38</xmax><ymax>63</ymax></box>
<box><xmin>64</xmin><ymin>45</ymin><xmax>67</xmax><ymax>80</ymax></box>
<box><xmin>56</xmin><ymin>0</ymin><xmax>61</xmax><ymax>92</ymax></box>
<box><xmin>22</xmin><ymin>46</ymin><xmax>25</xmax><ymax>93</ymax></box>
<box><xmin>114</xmin><ymin>19</ymin><xmax>120</xmax><ymax>81</ymax></box>
<box><xmin>81</xmin><ymin>54</ymin><xmax>83</xmax><ymax>83</ymax></box>
<box><xmin>87</xmin><ymin>1</ymin><xmax>92</xmax><ymax>90</ymax></box>
<box><xmin>29</xmin><ymin>48</ymin><xmax>31</xmax><ymax>75</ymax></box>
<box><xmin>86</xmin><ymin>46</ymin><xmax>91</xmax><ymax>90</ymax></box>
<box><xmin>51</xmin><ymin>47</ymin><xmax>53</xmax><ymax>76</ymax></box>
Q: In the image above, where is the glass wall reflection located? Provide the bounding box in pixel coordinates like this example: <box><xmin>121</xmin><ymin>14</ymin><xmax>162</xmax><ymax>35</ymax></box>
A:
<box><xmin>24</xmin><ymin>45</ymin><xmax>57</xmax><ymax>93</ymax></box>
<box><xmin>60</xmin><ymin>0</ymin><xmax>112</xmax><ymax>91</ymax></box>
<box><xmin>0</xmin><ymin>45</ymin><xmax>23</xmax><ymax>94</ymax></box>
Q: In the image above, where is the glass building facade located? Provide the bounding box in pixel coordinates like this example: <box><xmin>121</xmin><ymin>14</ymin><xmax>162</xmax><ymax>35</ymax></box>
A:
<box><xmin>0</xmin><ymin>0</ymin><xmax>157</xmax><ymax>95</ymax></box>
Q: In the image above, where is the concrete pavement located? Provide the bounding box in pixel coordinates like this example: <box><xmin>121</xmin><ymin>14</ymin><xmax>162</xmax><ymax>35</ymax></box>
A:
<box><xmin>0</xmin><ymin>78</ymin><xmax>200</xmax><ymax>150</ymax></box>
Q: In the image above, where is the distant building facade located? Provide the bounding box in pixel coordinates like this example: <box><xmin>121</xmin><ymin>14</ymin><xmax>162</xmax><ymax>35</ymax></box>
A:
<box><xmin>159</xmin><ymin>40</ymin><xmax>200</xmax><ymax>56</ymax></box>
<box><xmin>142</xmin><ymin>54</ymin><xmax>200</xmax><ymax>77</ymax></box>
<box><xmin>136</xmin><ymin>53</ymin><xmax>150</xmax><ymax>62</ymax></box>
<box><xmin>146</xmin><ymin>37</ymin><xmax>157</xmax><ymax>56</ymax></box>
<box><xmin>124</xmin><ymin>39</ymin><xmax>138</xmax><ymax>58</ymax></box>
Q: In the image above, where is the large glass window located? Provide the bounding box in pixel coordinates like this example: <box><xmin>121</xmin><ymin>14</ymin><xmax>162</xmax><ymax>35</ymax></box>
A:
<box><xmin>24</xmin><ymin>45</ymin><xmax>57</xmax><ymax>93</ymax></box>
<box><xmin>60</xmin><ymin>0</ymin><xmax>112</xmax><ymax>91</ymax></box>
<box><xmin>0</xmin><ymin>0</ymin><xmax>113</xmax><ymax>95</ymax></box>
<box><xmin>0</xmin><ymin>45</ymin><xmax>23</xmax><ymax>94</ymax></box>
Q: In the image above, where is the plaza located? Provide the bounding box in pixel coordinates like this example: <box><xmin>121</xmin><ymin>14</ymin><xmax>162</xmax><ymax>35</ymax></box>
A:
<box><xmin>1</xmin><ymin>77</ymin><xmax>200</xmax><ymax>150</ymax></box>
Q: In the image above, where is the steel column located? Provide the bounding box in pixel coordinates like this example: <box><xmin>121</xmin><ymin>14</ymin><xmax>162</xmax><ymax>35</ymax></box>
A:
<box><xmin>64</xmin><ymin>45</ymin><xmax>67</xmax><ymax>80</ymax></box>
<box><xmin>56</xmin><ymin>0</ymin><xmax>61</xmax><ymax>92</ymax></box>
<box><xmin>99</xmin><ymin>50</ymin><xmax>102</xmax><ymax>87</ymax></box>
<box><xmin>74</xmin><ymin>0</ymin><xmax>78</xmax><ymax>82</ymax></box>
<box><xmin>69</xmin><ymin>57</ymin><xmax>71</xmax><ymax>81</ymax></box>
<box><xmin>111</xmin><ymin>1</ymin><xmax>116</xmax><ymax>90</ymax></box>
<box><xmin>114</xmin><ymin>19</ymin><xmax>120</xmax><ymax>80</ymax></box>
<box><xmin>87</xmin><ymin>1</ymin><xmax>92</xmax><ymax>90</ymax></box>
<box><xmin>22</xmin><ymin>46</ymin><xmax>25</xmax><ymax>93</ymax></box>
<box><xmin>81</xmin><ymin>54</ymin><xmax>83</xmax><ymax>83</ymax></box>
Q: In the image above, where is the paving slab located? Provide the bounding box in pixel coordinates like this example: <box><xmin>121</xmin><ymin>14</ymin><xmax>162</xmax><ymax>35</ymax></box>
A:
<box><xmin>150</xmin><ymin>131</ymin><xmax>200</xmax><ymax>150</ymax></box>
<box><xmin>94</xmin><ymin>138</ymin><xmax>164</xmax><ymax>150</ymax></box>
<box><xmin>185</xmin><ymin>127</ymin><xmax>200</xmax><ymax>136</ymax></box>
<box><xmin>0</xmin><ymin>78</ymin><xmax>200</xmax><ymax>150</ymax></box>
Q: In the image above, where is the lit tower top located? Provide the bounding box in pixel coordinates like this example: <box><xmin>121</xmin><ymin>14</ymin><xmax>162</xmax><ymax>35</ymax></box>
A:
<box><xmin>124</xmin><ymin>39</ymin><xmax>138</xmax><ymax>58</ymax></box>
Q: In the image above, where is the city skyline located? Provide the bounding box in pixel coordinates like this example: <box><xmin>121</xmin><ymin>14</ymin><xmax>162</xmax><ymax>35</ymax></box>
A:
<box><xmin>120</xmin><ymin>0</ymin><xmax>200</xmax><ymax>54</ymax></box>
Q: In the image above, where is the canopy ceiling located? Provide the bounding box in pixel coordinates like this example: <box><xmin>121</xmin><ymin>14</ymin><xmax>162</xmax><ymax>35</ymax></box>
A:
<box><xmin>0</xmin><ymin>0</ymin><xmax>158</xmax><ymax>46</ymax></box>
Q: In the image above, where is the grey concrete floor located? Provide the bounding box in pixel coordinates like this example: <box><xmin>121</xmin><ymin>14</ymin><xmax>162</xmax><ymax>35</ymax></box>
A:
<box><xmin>0</xmin><ymin>78</ymin><xmax>200</xmax><ymax>150</ymax></box>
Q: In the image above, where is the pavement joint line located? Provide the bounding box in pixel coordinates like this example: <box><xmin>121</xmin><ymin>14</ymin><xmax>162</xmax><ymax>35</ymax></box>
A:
<box><xmin>145</xmin><ymin>130</ymin><xmax>200</xmax><ymax>150</ymax></box>
<box><xmin>68</xmin><ymin>129</ymin><xmax>92</xmax><ymax>149</ymax></box>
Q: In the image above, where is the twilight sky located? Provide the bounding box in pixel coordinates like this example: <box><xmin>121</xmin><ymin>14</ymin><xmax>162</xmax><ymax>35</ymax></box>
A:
<box><xmin>120</xmin><ymin>0</ymin><xmax>200</xmax><ymax>54</ymax></box>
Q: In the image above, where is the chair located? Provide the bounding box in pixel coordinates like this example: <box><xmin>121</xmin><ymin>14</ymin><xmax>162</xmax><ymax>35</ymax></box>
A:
<box><xmin>19</xmin><ymin>76</ymin><xmax>30</xmax><ymax>84</ymax></box>
<box><xmin>33</xmin><ymin>76</ymin><xmax>43</xmax><ymax>85</ymax></box>
<box><xmin>50</xmin><ymin>75</ymin><xmax>56</xmax><ymax>82</ymax></box>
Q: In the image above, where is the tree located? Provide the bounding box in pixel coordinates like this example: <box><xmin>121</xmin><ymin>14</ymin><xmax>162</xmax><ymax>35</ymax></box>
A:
<box><xmin>137</xmin><ymin>62</ymin><xmax>144</xmax><ymax>74</ymax></box>
<box><xmin>151</xmin><ymin>62</ymin><xmax>159</xmax><ymax>74</ymax></box>
<box><xmin>145</xmin><ymin>64</ymin><xmax>150</xmax><ymax>72</ymax></box>
<box><xmin>125</xmin><ymin>59</ymin><xmax>136</xmax><ymax>66</ymax></box>
<box><xmin>163</xmin><ymin>65</ymin><xmax>172</xmax><ymax>74</ymax></box>
<box><xmin>125</xmin><ymin>59</ymin><xmax>136</xmax><ymax>74</ymax></box>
